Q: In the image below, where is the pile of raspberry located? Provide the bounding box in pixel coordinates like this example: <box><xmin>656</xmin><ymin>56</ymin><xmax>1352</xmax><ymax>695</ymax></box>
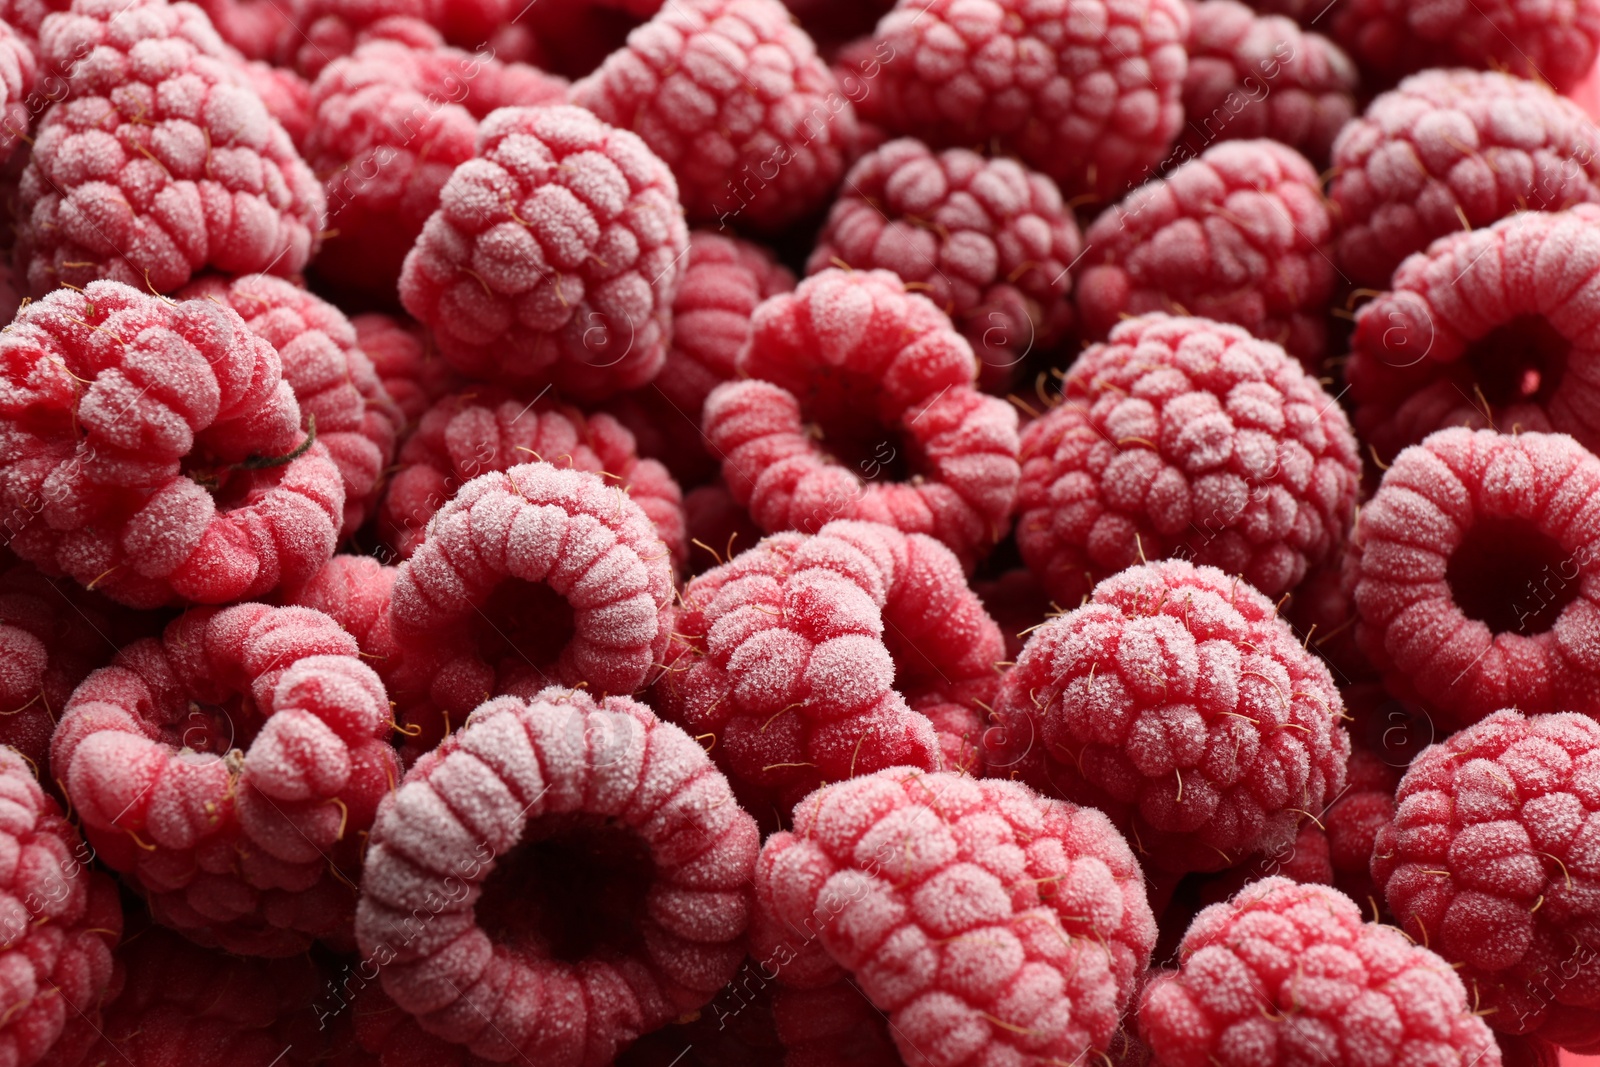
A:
<box><xmin>7</xmin><ymin>0</ymin><xmax>1600</xmax><ymax>1064</ymax></box>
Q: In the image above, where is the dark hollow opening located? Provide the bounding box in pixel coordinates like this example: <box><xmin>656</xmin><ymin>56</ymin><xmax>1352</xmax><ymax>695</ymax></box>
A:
<box><xmin>799</xmin><ymin>365</ymin><xmax>919</xmax><ymax>484</ymax></box>
<box><xmin>475</xmin><ymin>579</ymin><xmax>577</xmax><ymax>674</ymax></box>
<box><xmin>1464</xmin><ymin>316</ymin><xmax>1570</xmax><ymax>409</ymax></box>
<box><xmin>1446</xmin><ymin>517</ymin><xmax>1579</xmax><ymax>635</ymax></box>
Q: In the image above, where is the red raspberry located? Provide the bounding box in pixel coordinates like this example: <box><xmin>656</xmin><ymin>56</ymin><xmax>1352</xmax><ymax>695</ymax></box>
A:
<box><xmin>1137</xmin><ymin>877</ymin><xmax>1502</xmax><ymax>1067</ymax></box>
<box><xmin>0</xmin><ymin>20</ymin><xmax>36</xmax><ymax>165</ymax></box>
<box><xmin>385</xmin><ymin>463</ymin><xmax>677</xmax><ymax>747</ymax></box>
<box><xmin>1344</xmin><ymin>428</ymin><xmax>1600</xmax><ymax>730</ymax></box>
<box><xmin>350</xmin><ymin>312</ymin><xmax>460</xmax><ymax>426</ymax></box>
<box><xmin>239</xmin><ymin>58</ymin><xmax>314</xmax><ymax>149</ymax></box>
<box><xmin>651</xmin><ymin>527</ymin><xmax>941</xmax><ymax>812</ymax></box>
<box><xmin>286</xmin><ymin>554</ymin><xmax>401</xmax><ymax>677</ymax></box>
<box><xmin>179</xmin><ymin>274</ymin><xmax>404</xmax><ymax>537</ymax></box>
<box><xmin>753</xmin><ymin>769</ymin><xmax>1157</xmax><ymax>1064</ymax></box>
<box><xmin>1015</xmin><ymin>314</ymin><xmax>1362</xmax><ymax>607</ymax></box>
<box><xmin>305</xmin><ymin>37</ymin><xmax>567</xmax><ymax>305</ymax></box>
<box><xmin>1180</xmin><ymin>1</ymin><xmax>1357</xmax><ymax>163</ymax></box>
<box><xmin>289</xmin><ymin>0</ymin><xmax>521</xmax><ymax>76</ymax></box>
<box><xmin>1076</xmin><ymin>140</ymin><xmax>1337</xmax><ymax>367</ymax></box>
<box><xmin>985</xmin><ymin>559</ymin><xmax>1351</xmax><ymax>874</ymax></box>
<box><xmin>1323</xmin><ymin>748</ymin><xmax>1396</xmax><ymax>908</ymax></box>
<box><xmin>1349</xmin><ymin>207</ymin><xmax>1600</xmax><ymax>464</ymax></box>
<box><xmin>848</xmin><ymin>0</ymin><xmax>1190</xmax><ymax>202</ymax></box>
<box><xmin>354</xmin><ymin>688</ymin><xmax>759</xmax><ymax>1064</ymax></box>
<box><xmin>399</xmin><ymin>105</ymin><xmax>690</xmax><ymax>400</ymax></box>
<box><xmin>15</xmin><ymin>0</ymin><xmax>325</xmax><ymax>297</ymax></box>
<box><xmin>1330</xmin><ymin>72</ymin><xmax>1600</xmax><ymax>292</ymax></box>
<box><xmin>1372</xmin><ymin>710</ymin><xmax>1600</xmax><ymax>1044</ymax></box>
<box><xmin>807</xmin><ymin>138</ymin><xmax>1084</xmax><ymax>392</ymax></box>
<box><xmin>190</xmin><ymin>0</ymin><xmax>296</xmax><ymax>60</ymax></box>
<box><xmin>570</xmin><ymin>0</ymin><xmax>860</xmax><ymax>231</ymax></box>
<box><xmin>0</xmin><ymin>747</ymin><xmax>121</xmax><ymax>1067</ymax></box>
<box><xmin>52</xmin><ymin>602</ymin><xmax>401</xmax><ymax>956</ymax></box>
<box><xmin>377</xmin><ymin>388</ymin><xmax>686</xmax><ymax>565</ymax></box>
<box><xmin>0</xmin><ymin>281</ymin><xmax>344</xmax><ymax>608</ymax></box>
<box><xmin>703</xmin><ymin>269</ymin><xmax>1021</xmax><ymax>569</ymax></box>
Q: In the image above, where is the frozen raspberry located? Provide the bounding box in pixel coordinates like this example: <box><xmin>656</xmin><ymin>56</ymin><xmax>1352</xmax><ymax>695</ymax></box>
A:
<box><xmin>985</xmin><ymin>559</ymin><xmax>1351</xmax><ymax>873</ymax></box>
<box><xmin>385</xmin><ymin>463</ymin><xmax>676</xmax><ymax>751</ymax></box>
<box><xmin>0</xmin><ymin>21</ymin><xmax>36</xmax><ymax>165</ymax></box>
<box><xmin>753</xmin><ymin>769</ymin><xmax>1157</xmax><ymax>1064</ymax></box>
<box><xmin>189</xmin><ymin>0</ymin><xmax>295</xmax><ymax>60</ymax></box>
<box><xmin>1138</xmin><ymin>877</ymin><xmax>1502</xmax><ymax>1067</ymax></box>
<box><xmin>1345</xmin><ymin>428</ymin><xmax>1600</xmax><ymax>730</ymax></box>
<box><xmin>378</xmin><ymin>388</ymin><xmax>687</xmax><ymax>566</ymax></box>
<box><xmin>570</xmin><ymin>0</ymin><xmax>859</xmax><ymax>231</ymax></box>
<box><xmin>651</xmin><ymin>527</ymin><xmax>941</xmax><ymax>812</ymax></box>
<box><xmin>0</xmin><ymin>281</ymin><xmax>344</xmax><ymax>609</ymax></box>
<box><xmin>306</xmin><ymin>38</ymin><xmax>567</xmax><ymax>305</ymax></box>
<box><xmin>703</xmin><ymin>268</ymin><xmax>1021</xmax><ymax>569</ymax></box>
<box><xmin>1372</xmin><ymin>711</ymin><xmax>1600</xmax><ymax>1043</ymax></box>
<box><xmin>1180</xmin><ymin>2</ymin><xmax>1357</xmax><ymax>163</ymax></box>
<box><xmin>1349</xmin><ymin>208</ymin><xmax>1600</xmax><ymax>463</ymax></box>
<box><xmin>1330</xmin><ymin>72</ymin><xmax>1600</xmax><ymax>292</ymax></box>
<box><xmin>400</xmin><ymin>105</ymin><xmax>689</xmax><ymax>400</ymax></box>
<box><xmin>975</xmin><ymin>568</ymin><xmax>1054</xmax><ymax>662</ymax></box>
<box><xmin>354</xmin><ymin>687</ymin><xmax>759</xmax><ymax>1064</ymax></box>
<box><xmin>350</xmin><ymin>313</ymin><xmax>459</xmax><ymax>426</ymax></box>
<box><xmin>682</xmin><ymin>482</ymin><xmax>763</xmax><ymax>577</ymax></box>
<box><xmin>240</xmin><ymin>59</ymin><xmax>313</xmax><ymax>149</ymax></box>
<box><xmin>1323</xmin><ymin>749</ymin><xmax>1396</xmax><ymax>908</ymax></box>
<box><xmin>289</xmin><ymin>0</ymin><xmax>521</xmax><ymax>77</ymax></box>
<box><xmin>180</xmin><ymin>274</ymin><xmax>404</xmax><ymax>537</ymax></box>
<box><xmin>1076</xmin><ymin>141</ymin><xmax>1337</xmax><ymax>367</ymax></box>
<box><xmin>848</xmin><ymin>0</ymin><xmax>1189</xmax><ymax>202</ymax></box>
<box><xmin>807</xmin><ymin>138</ymin><xmax>1083</xmax><ymax>391</ymax></box>
<box><xmin>53</xmin><ymin>602</ymin><xmax>401</xmax><ymax>956</ymax></box>
<box><xmin>1016</xmin><ymin>314</ymin><xmax>1362</xmax><ymax>608</ymax></box>
<box><xmin>0</xmin><ymin>0</ymin><xmax>67</xmax><ymax>41</ymax></box>
<box><xmin>14</xmin><ymin>0</ymin><xmax>325</xmax><ymax>297</ymax></box>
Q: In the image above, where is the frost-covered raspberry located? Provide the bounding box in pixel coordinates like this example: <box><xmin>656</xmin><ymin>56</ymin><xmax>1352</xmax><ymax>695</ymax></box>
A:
<box><xmin>1016</xmin><ymin>315</ymin><xmax>1361</xmax><ymax>606</ymax></box>
<box><xmin>0</xmin><ymin>282</ymin><xmax>343</xmax><ymax>609</ymax></box>
<box><xmin>1138</xmin><ymin>877</ymin><xmax>1502</xmax><ymax>1067</ymax></box>
<box><xmin>753</xmin><ymin>768</ymin><xmax>1157</xmax><ymax>1065</ymax></box>
<box><xmin>1076</xmin><ymin>140</ymin><xmax>1337</xmax><ymax>366</ymax></box>
<box><xmin>355</xmin><ymin>687</ymin><xmax>759</xmax><ymax>1064</ymax></box>
<box><xmin>1345</xmin><ymin>428</ymin><xmax>1600</xmax><ymax>730</ymax></box>
<box><xmin>306</xmin><ymin>37</ymin><xmax>567</xmax><ymax>305</ymax></box>
<box><xmin>400</xmin><ymin>105</ymin><xmax>690</xmax><ymax>400</ymax></box>
<box><xmin>1349</xmin><ymin>207</ymin><xmax>1600</xmax><ymax>463</ymax></box>
<box><xmin>1180</xmin><ymin>1</ymin><xmax>1357</xmax><ymax>163</ymax></box>
<box><xmin>189</xmin><ymin>0</ymin><xmax>295</xmax><ymax>60</ymax></box>
<box><xmin>239</xmin><ymin>59</ymin><xmax>313</xmax><ymax>149</ymax></box>
<box><xmin>985</xmin><ymin>560</ymin><xmax>1351</xmax><ymax>873</ymax></box>
<box><xmin>1330</xmin><ymin>72</ymin><xmax>1600</xmax><ymax>291</ymax></box>
<box><xmin>15</xmin><ymin>0</ymin><xmax>325</xmax><ymax>297</ymax></box>
<box><xmin>807</xmin><ymin>138</ymin><xmax>1083</xmax><ymax>391</ymax></box>
<box><xmin>0</xmin><ymin>21</ymin><xmax>36</xmax><ymax>165</ymax></box>
<box><xmin>703</xmin><ymin>269</ymin><xmax>1020</xmax><ymax>568</ymax></box>
<box><xmin>351</xmin><ymin>312</ymin><xmax>459</xmax><ymax>425</ymax></box>
<box><xmin>1372</xmin><ymin>711</ymin><xmax>1600</xmax><ymax>1043</ymax></box>
<box><xmin>571</xmin><ymin>0</ymin><xmax>859</xmax><ymax>231</ymax></box>
<box><xmin>849</xmin><ymin>0</ymin><xmax>1189</xmax><ymax>202</ymax></box>
<box><xmin>1324</xmin><ymin>748</ymin><xmax>1396</xmax><ymax>907</ymax></box>
<box><xmin>53</xmin><ymin>603</ymin><xmax>401</xmax><ymax>956</ymax></box>
<box><xmin>288</xmin><ymin>0</ymin><xmax>521</xmax><ymax>77</ymax></box>
<box><xmin>378</xmin><ymin>389</ymin><xmax>686</xmax><ymax>565</ymax></box>
<box><xmin>179</xmin><ymin>274</ymin><xmax>404</xmax><ymax>537</ymax></box>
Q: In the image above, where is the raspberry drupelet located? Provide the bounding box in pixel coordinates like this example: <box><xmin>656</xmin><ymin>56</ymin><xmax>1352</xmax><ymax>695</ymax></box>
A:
<box><xmin>350</xmin><ymin>312</ymin><xmax>459</xmax><ymax>426</ymax></box>
<box><xmin>0</xmin><ymin>19</ymin><xmax>36</xmax><ymax>165</ymax></box>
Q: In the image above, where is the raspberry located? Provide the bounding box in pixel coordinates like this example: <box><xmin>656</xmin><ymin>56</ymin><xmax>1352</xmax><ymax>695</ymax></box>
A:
<box><xmin>984</xmin><ymin>559</ymin><xmax>1351</xmax><ymax>874</ymax></box>
<box><xmin>849</xmin><ymin>0</ymin><xmax>1189</xmax><ymax>202</ymax></box>
<box><xmin>651</xmin><ymin>527</ymin><xmax>941</xmax><ymax>812</ymax></box>
<box><xmin>354</xmin><ymin>687</ymin><xmax>759</xmax><ymax>1064</ymax></box>
<box><xmin>0</xmin><ymin>747</ymin><xmax>121</xmax><ymax>1067</ymax></box>
<box><xmin>1371</xmin><ymin>710</ymin><xmax>1600</xmax><ymax>1043</ymax></box>
<box><xmin>0</xmin><ymin>20</ymin><xmax>36</xmax><ymax>165</ymax></box>
<box><xmin>190</xmin><ymin>0</ymin><xmax>295</xmax><ymax>60</ymax></box>
<box><xmin>1344</xmin><ymin>428</ymin><xmax>1600</xmax><ymax>730</ymax></box>
<box><xmin>1330</xmin><ymin>72</ymin><xmax>1600</xmax><ymax>292</ymax></box>
<box><xmin>399</xmin><ymin>105</ymin><xmax>690</xmax><ymax>400</ymax></box>
<box><xmin>769</xmin><ymin>982</ymin><xmax>902</xmax><ymax>1066</ymax></box>
<box><xmin>52</xmin><ymin>602</ymin><xmax>401</xmax><ymax>956</ymax></box>
<box><xmin>1076</xmin><ymin>140</ymin><xmax>1337</xmax><ymax>367</ymax></box>
<box><xmin>753</xmin><ymin>769</ymin><xmax>1157</xmax><ymax>1064</ymax></box>
<box><xmin>1015</xmin><ymin>314</ymin><xmax>1362</xmax><ymax>607</ymax></box>
<box><xmin>179</xmin><ymin>274</ymin><xmax>404</xmax><ymax>537</ymax></box>
<box><xmin>378</xmin><ymin>388</ymin><xmax>687</xmax><ymax>566</ymax></box>
<box><xmin>570</xmin><ymin>0</ymin><xmax>860</xmax><ymax>231</ymax></box>
<box><xmin>1323</xmin><ymin>749</ymin><xmax>1396</xmax><ymax>908</ymax></box>
<box><xmin>385</xmin><ymin>463</ymin><xmax>677</xmax><ymax>749</ymax></box>
<box><xmin>240</xmin><ymin>59</ymin><xmax>314</xmax><ymax>149</ymax></box>
<box><xmin>289</xmin><ymin>0</ymin><xmax>521</xmax><ymax>77</ymax></box>
<box><xmin>1180</xmin><ymin>1</ymin><xmax>1357</xmax><ymax>163</ymax></box>
<box><xmin>1137</xmin><ymin>877</ymin><xmax>1502</xmax><ymax>1067</ymax></box>
<box><xmin>351</xmin><ymin>312</ymin><xmax>459</xmax><ymax>426</ymax></box>
<box><xmin>305</xmin><ymin>37</ymin><xmax>567</xmax><ymax>305</ymax></box>
<box><xmin>806</xmin><ymin>138</ymin><xmax>1084</xmax><ymax>392</ymax></box>
<box><xmin>15</xmin><ymin>0</ymin><xmax>325</xmax><ymax>297</ymax></box>
<box><xmin>1349</xmin><ymin>207</ymin><xmax>1600</xmax><ymax>463</ymax></box>
<box><xmin>285</xmin><ymin>554</ymin><xmax>401</xmax><ymax>674</ymax></box>
<box><xmin>703</xmin><ymin>269</ymin><xmax>1021</xmax><ymax>569</ymax></box>
<box><xmin>0</xmin><ymin>281</ymin><xmax>344</xmax><ymax>608</ymax></box>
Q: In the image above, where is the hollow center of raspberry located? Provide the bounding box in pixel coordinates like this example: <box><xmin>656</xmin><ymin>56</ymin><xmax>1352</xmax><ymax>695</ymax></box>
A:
<box><xmin>801</xmin><ymin>367</ymin><xmax>918</xmax><ymax>481</ymax></box>
<box><xmin>476</xmin><ymin>813</ymin><xmax>653</xmax><ymax>962</ymax></box>
<box><xmin>1465</xmin><ymin>316</ymin><xmax>1569</xmax><ymax>408</ymax></box>
<box><xmin>1446</xmin><ymin>517</ymin><xmax>1579</xmax><ymax>635</ymax></box>
<box><xmin>474</xmin><ymin>581</ymin><xmax>577</xmax><ymax>672</ymax></box>
<box><xmin>166</xmin><ymin>698</ymin><xmax>255</xmax><ymax>757</ymax></box>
